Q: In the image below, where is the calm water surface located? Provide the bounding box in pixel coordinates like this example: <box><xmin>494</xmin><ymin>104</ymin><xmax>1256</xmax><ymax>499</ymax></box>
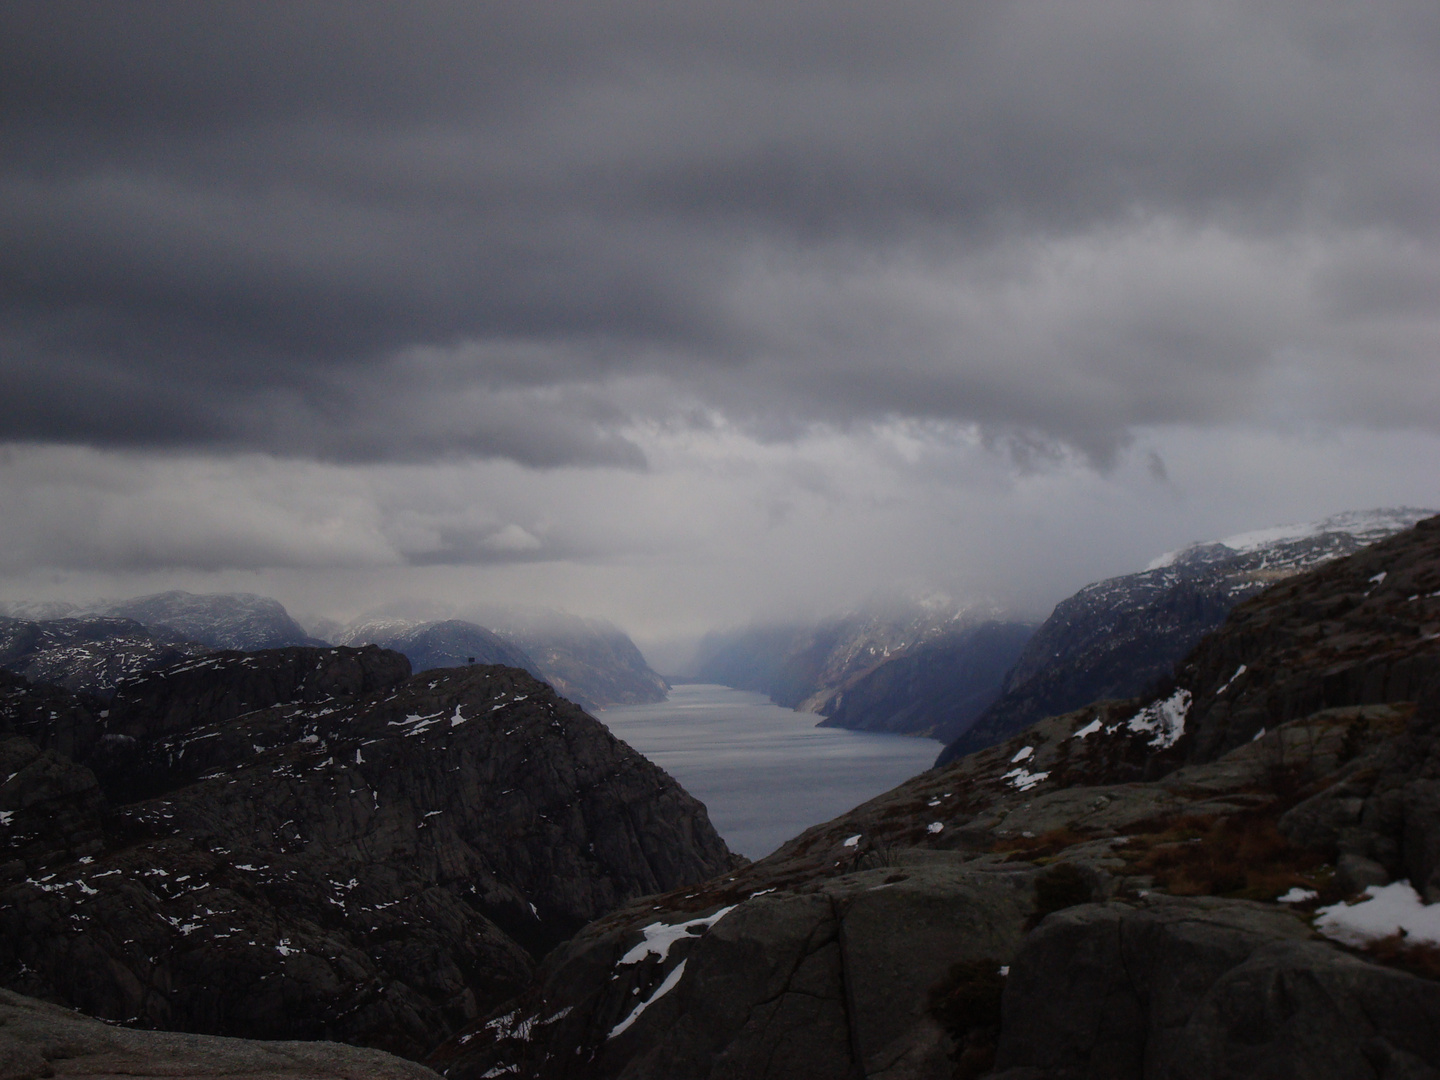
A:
<box><xmin>598</xmin><ymin>683</ymin><xmax>939</xmax><ymax>859</ymax></box>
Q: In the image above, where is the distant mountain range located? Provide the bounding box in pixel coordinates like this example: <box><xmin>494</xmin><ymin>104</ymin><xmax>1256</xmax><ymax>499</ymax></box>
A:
<box><xmin>936</xmin><ymin>506</ymin><xmax>1436</xmax><ymax>765</ymax></box>
<box><xmin>0</xmin><ymin>593</ymin><xmax>668</xmax><ymax>711</ymax></box>
<box><xmin>693</xmin><ymin>599</ymin><xmax>1036</xmax><ymax>739</ymax></box>
<box><xmin>335</xmin><ymin>607</ymin><xmax>670</xmax><ymax>712</ymax></box>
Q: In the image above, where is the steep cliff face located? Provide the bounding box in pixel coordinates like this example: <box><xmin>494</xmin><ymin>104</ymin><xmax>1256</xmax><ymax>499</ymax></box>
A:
<box><xmin>939</xmin><ymin>507</ymin><xmax>1435</xmax><ymax>765</ymax></box>
<box><xmin>440</xmin><ymin>517</ymin><xmax>1440</xmax><ymax>1079</ymax></box>
<box><xmin>817</xmin><ymin>620</ymin><xmax>1035</xmax><ymax>741</ymax></box>
<box><xmin>0</xmin><ymin>649</ymin><xmax>735</xmax><ymax>1059</ymax></box>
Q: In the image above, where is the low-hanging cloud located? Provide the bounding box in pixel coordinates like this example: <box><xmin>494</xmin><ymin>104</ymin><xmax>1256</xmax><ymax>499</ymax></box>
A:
<box><xmin>2</xmin><ymin>0</ymin><xmax>1438</xmax><ymax>470</ymax></box>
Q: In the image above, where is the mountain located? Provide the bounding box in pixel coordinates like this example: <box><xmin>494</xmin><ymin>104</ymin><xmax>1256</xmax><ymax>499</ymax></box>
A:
<box><xmin>0</xmin><ymin>615</ymin><xmax>210</xmax><ymax>697</ymax></box>
<box><xmin>339</xmin><ymin>618</ymin><xmax>541</xmax><ymax>679</ymax></box>
<box><xmin>936</xmin><ymin>506</ymin><xmax>1435</xmax><ymax>765</ymax></box>
<box><xmin>815</xmin><ymin>620</ymin><xmax>1036</xmax><ymax>741</ymax></box>
<box><xmin>439</xmin><ymin>514</ymin><xmax>1440</xmax><ymax>1080</ymax></box>
<box><xmin>694</xmin><ymin>599</ymin><xmax>1033</xmax><ymax>735</ymax></box>
<box><xmin>483</xmin><ymin>609</ymin><xmax>670</xmax><ymax>710</ymax></box>
<box><xmin>340</xmin><ymin>608</ymin><xmax>669</xmax><ymax>711</ymax></box>
<box><xmin>0</xmin><ymin>647</ymin><xmax>735</xmax><ymax>1058</ymax></box>
<box><xmin>99</xmin><ymin>590</ymin><xmax>321</xmax><ymax>650</ymax></box>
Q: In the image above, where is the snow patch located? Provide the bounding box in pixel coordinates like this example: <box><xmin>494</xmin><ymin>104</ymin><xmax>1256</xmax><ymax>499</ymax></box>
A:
<box><xmin>927</xmin><ymin>821</ymin><xmax>944</xmax><ymax>834</ymax></box>
<box><xmin>1125</xmin><ymin>689</ymin><xmax>1191</xmax><ymax>750</ymax></box>
<box><xmin>1277</xmin><ymin>888</ymin><xmax>1318</xmax><ymax>904</ymax></box>
<box><xmin>842</xmin><ymin>834</ymin><xmax>861</xmax><ymax>848</ymax></box>
<box><xmin>1010</xmin><ymin>746</ymin><xmax>1034</xmax><ymax>763</ymax></box>
<box><xmin>618</xmin><ymin>907</ymin><xmax>737</xmax><ymax>965</ymax></box>
<box><xmin>1216</xmin><ymin>665</ymin><xmax>1247</xmax><ymax>695</ymax></box>
<box><xmin>1315</xmin><ymin>881</ymin><xmax>1440</xmax><ymax>946</ymax></box>
<box><xmin>608</xmin><ymin>959</ymin><xmax>688</xmax><ymax>1039</ymax></box>
<box><xmin>1001</xmin><ymin>768</ymin><xmax>1050</xmax><ymax>792</ymax></box>
<box><xmin>1072</xmin><ymin>717</ymin><xmax>1103</xmax><ymax>740</ymax></box>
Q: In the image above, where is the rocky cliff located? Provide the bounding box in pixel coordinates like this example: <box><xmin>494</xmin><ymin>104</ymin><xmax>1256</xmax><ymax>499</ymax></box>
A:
<box><xmin>0</xmin><ymin>647</ymin><xmax>735</xmax><ymax>1060</ymax></box>
<box><xmin>938</xmin><ymin>507</ymin><xmax>1434</xmax><ymax>765</ymax></box>
<box><xmin>439</xmin><ymin>515</ymin><xmax>1440</xmax><ymax>1079</ymax></box>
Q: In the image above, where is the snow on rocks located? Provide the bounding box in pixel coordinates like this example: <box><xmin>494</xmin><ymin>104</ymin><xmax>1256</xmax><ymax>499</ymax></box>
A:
<box><xmin>1315</xmin><ymin>881</ymin><xmax>1440</xmax><ymax>946</ymax></box>
<box><xmin>617</xmin><ymin>906</ymin><xmax>738</xmax><ymax>965</ymax></box>
<box><xmin>609</xmin><ymin>959</ymin><xmax>688</xmax><ymax>1039</ymax></box>
<box><xmin>1001</xmin><ymin>767</ymin><xmax>1050</xmax><ymax>792</ymax></box>
<box><xmin>1125</xmin><ymin>689</ymin><xmax>1191</xmax><ymax>750</ymax></box>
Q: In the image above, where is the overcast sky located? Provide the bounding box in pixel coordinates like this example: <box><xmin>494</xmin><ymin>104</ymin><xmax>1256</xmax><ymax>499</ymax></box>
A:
<box><xmin>2</xmin><ymin>1</ymin><xmax>1438</xmax><ymax>667</ymax></box>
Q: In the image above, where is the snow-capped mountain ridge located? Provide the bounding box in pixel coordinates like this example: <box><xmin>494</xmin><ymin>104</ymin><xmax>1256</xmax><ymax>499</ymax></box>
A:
<box><xmin>1147</xmin><ymin>508</ymin><xmax>1435</xmax><ymax>570</ymax></box>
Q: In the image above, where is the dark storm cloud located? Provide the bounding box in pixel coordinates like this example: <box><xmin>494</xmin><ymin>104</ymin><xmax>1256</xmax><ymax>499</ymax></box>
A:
<box><xmin>2</xmin><ymin>0</ymin><xmax>1438</xmax><ymax>466</ymax></box>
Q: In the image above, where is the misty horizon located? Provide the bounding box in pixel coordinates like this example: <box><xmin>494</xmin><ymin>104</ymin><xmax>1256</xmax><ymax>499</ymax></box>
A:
<box><xmin>2</xmin><ymin>3</ymin><xmax>1437</xmax><ymax>663</ymax></box>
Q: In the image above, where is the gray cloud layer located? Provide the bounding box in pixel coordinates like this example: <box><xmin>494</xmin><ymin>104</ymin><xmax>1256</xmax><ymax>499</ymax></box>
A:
<box><xmin>4</xmin><ymin>0</ymin><xmax>1438</xmax><ymax>470</ymax></box>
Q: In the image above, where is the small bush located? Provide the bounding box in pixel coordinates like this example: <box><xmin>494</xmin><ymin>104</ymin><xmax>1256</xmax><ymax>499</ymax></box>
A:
<box><xmin>928</xmin><ymin>959</ymin><xmax>1006</xmax><ymax>1080</ymax></box>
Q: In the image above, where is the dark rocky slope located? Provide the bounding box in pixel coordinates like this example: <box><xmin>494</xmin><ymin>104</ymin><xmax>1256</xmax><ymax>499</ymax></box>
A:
<box><xmin>817</xmin><ymin>620</ymin><xmax>1035</xmax><ymax>741</ymax></box>
<box><xmin>0</xmin><ymin>614</ymin><xmax>210</xmax><ymax>697</ymax></box>
<box><xmin>440</xmin><ymin>515</ymin><xmax>1440</xmax><ymax>1079</ymax></box>
<box><xmin>939</xmin><ymin>507</ymin><xmax>1433</xmax><ymax>765</ymax></box>
<box><xmin>0</xmin><ymin>648</ymin><xmax>735</xmax><ymax>1060</ymax></box>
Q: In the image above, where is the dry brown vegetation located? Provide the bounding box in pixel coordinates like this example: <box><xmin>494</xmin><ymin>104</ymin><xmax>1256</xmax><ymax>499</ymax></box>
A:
<box><xmin>1117</xmin><ymin>813</ymin><xmax>1333</xmax><ymax>901</ymax></box>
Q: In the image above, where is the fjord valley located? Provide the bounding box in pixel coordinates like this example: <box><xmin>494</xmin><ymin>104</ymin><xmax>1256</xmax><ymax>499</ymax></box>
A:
<box><xmin>4</xmin><ymin>509</ymin><xmax>1440</xmax><ymax>1078</ymax></box>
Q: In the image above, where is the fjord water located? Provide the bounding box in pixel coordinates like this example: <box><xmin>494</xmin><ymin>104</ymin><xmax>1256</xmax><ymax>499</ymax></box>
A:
<box><xmin>598</xmin><ymin>683</ymin><xmax>939</xmax><ymax>859</ymax></box>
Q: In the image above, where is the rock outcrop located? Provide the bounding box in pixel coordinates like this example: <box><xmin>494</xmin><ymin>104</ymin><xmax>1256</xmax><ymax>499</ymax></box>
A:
<box><xmin>993</xmin><ymin>896</ymin><xmax>1440</xmax><ymax>1080</ymax></box>
<box><xmin>0</xmin><ymin>649</ymin><xmax>736</xmax><ymax>1060</ymax></box>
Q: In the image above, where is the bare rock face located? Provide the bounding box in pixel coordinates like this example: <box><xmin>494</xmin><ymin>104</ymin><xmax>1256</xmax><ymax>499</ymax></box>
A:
<box><xmin>992</xmin><ymin>897</ymin><xmax>1440</xmax><ymax>1080</ymax></box>
<box><xmin>0</xmin><ymin>651</ymin><xmax>735</xmax><ymax>1060</ymax></box>
<box><xmin>0</xmin><ymin>986</ymin><xmax>441</xmax><ymax>1079</ymax></box>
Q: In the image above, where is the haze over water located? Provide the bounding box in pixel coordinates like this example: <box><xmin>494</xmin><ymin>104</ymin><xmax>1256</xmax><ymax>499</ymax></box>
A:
<box><xmin>599</xmin><ymin>684</ymin><xmax>940</xmax><ymax>859</ymax></box>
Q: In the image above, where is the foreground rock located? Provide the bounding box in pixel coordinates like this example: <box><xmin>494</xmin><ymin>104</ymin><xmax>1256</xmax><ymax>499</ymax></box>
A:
<box><xmin>0</xmin><ymin>649</ymin><xmax>735</xmax><ymax>1059</ymax></box>
<box><xmin>441</xmin><ymin>516</ymin><xmax>1440</xmax><ymax>1079</ymax></box>
<box><xmin>993</xmin><ymin>896</ymin><xmax>1440</xmax><ymax>1080</ymax></box>
<box><xmin>0</xmin><ymin>987</ymin><xmax>440</xmax><ymax>1079</ymax></box>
